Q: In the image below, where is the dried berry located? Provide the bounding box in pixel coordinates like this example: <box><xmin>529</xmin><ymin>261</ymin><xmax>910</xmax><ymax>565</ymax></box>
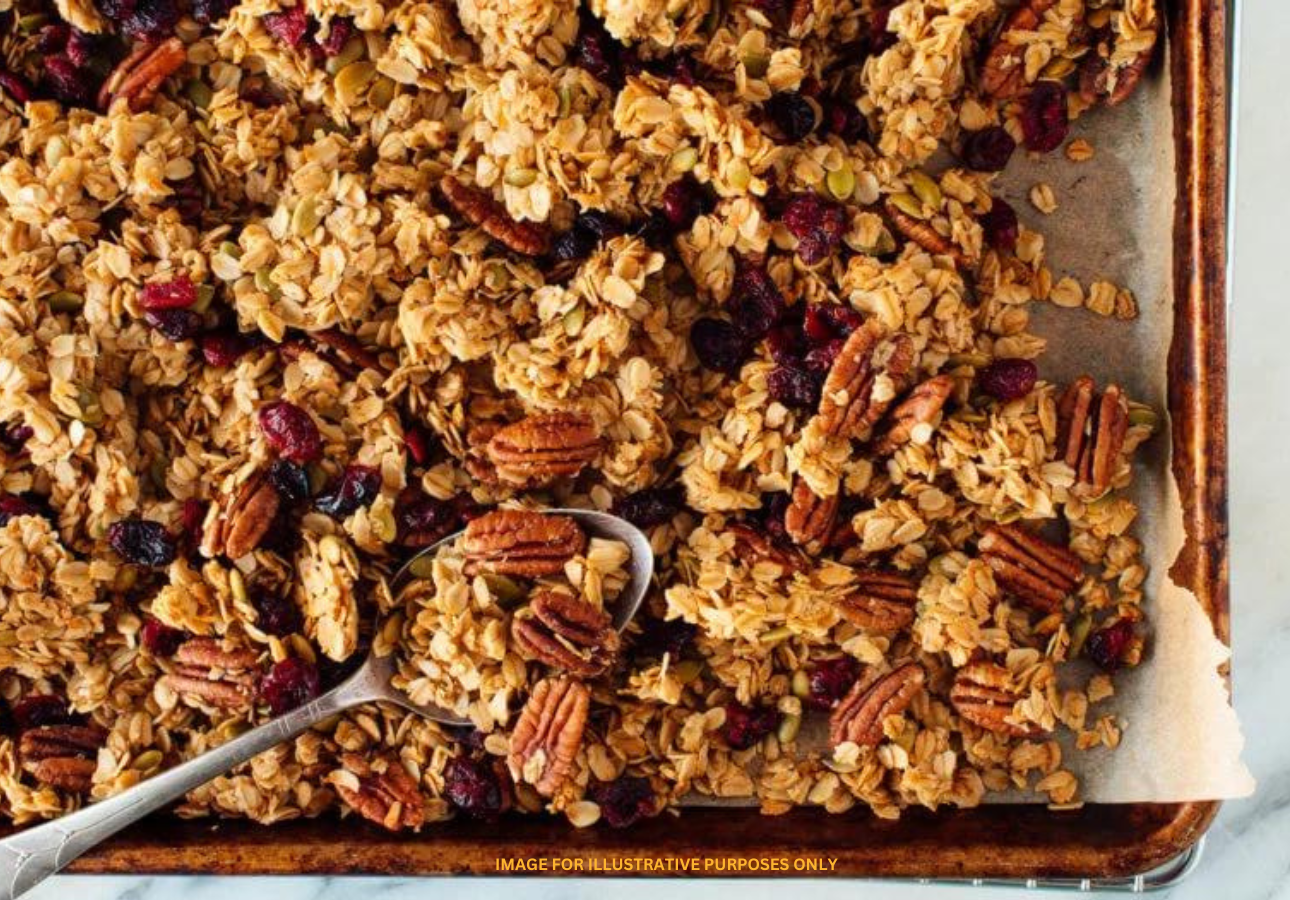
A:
<box><xmin>144</xmin><ymin>309</ymin><xmax>204</xmax><ymax>341</ymax></box>
<box><xmin>552</xmin><ymin>210</ymin><xmax>625</xmax><ymax>261</ymax></box>
<box><xmin>803</xmin><ymin>338</ymin><xmax>845</xmax><ymax>373</ymax></box>
<box><xmin>396</xmin><ymin>490</ymin><xmax>480</xmax><ymax>548</ymax></box>
<box><xmin>721</xmin><ymin>702</ymin><xmax>779</xmax><ymax>750</ymax></box>
<box><xmin>0</xmin><ymin>423</ymin><xmax>34</xmax><ymax>454</ymax></box>
<box><xmin>979</xmin><ymin>197</ymin><xmax>1019</xmax><ymax>252</ymax></box>
<box><xmin>258</xmin><ymin>401</ymin><xmax>323</xmax><ymax>464</ymax></box>
<box><xmin>41</xmin><ymin>55</ymin><xmax>98</xmax><ymax>107</ymax></box>
<box><xmin>0</xmin><ymin>70</ymin><xmax>34</xmax><ymax>105</ymax></box>
<box><xmin>768</xmin><ymin>365</ymin><xmax>822</xmax><ymax>409</ymax></box>
<box><xmin>959</xmin><ymin>126</ymin><xmax>1016</xmax><ymax>172</ymax></box>
<box><xmin>632</xmin><ymin>616</ymin><xmax>697</xmax><ymax>660</ymax></box>
<box><xmin>311</xmin><ymin>18</ymin><xmax>352</xmax><ymax>57</ymax></box>
<box><xmin>140</xmin><ymin>276</ymin><xmax>196</xmax><ymax>311</ymax></box>
<box><xmin>1085</xmin><ymin>619</ymin><xmax>1134</xmax><ymax>671</ymax></box>
<box><xmin>200</xmin><ymin>331</ymin><xmax>252</xmax><ymax>367</ymax></box>
<box><xmin>729</xmin><ymin>261</ymin><xmax>786</xmax><ymax>340</ymax></box>
<box><xmin>11</xmin><ymin>695</ymin><xmax>74</xmax><ymax>731</ymax></box>
<box><xmin>765</xmin><ymin>91</ymin><xmax>817</xmax><ymax>142</ymax></box>
<box><xmin>191</xmin><ymin>0</ymin><xmax>235</xmax><ymax>23</ymax></box>
<box><xmin>314</xmin><ymin>465</ymin><xmax>381</xmax><ymax>517</ymax></box>
<box><xmin>806</xmin><ymin>657</ymin><xmax>860</xmax><ymax>710</ymax></box>
<box><xmin>755</xmin><ymin>490</ymin><xmax>792</xmax><ymax>544</ymax></box>
<box><xmin>821</xmin><ymin>98</ymin><xmax>868</xmax><ymax>143</ymax></box>
<box><xmin>262</xmin><ymin>6</ymin><xmax>309</xmax><ymax>46</ymax></box>
<box><xmin>259</xmin><ymin>657</ymin><xmax>320</xmax><ymax>715</ymax></box>
<box><xmin>403</xmin><ymin>424</ymin><xmax>435</xmax><ymax>466</ymax></box>
<box><xmin>979</xmin><ymin>358</ymin><xmax>1038</xmax><ymax>401</ymax></box>
<box><xmin>690</xmin><ymin>317</ymin><xmax>750</xmax><ymax>374</ymax></box>
<box><xmin>140</xmin><ymin>617</ymin><xmax>186</xmax><ymax>656</ymax></box>
<box><xmin>613</xmin><ymin>484</ymin><xmax>684</xmax><ymax>529</ymax></box>
<box><xmin>97</xmin><ymin>0</ymin><xmax>182</xmax><ymax>41</ymax></box>
<box><xmin>660</xmin><ymin>177</ymin><xmax>710</xmax><ymax>230</ymax></box>
<box><xmin>444</xmin><ymin>724</ymin><xmax>488</xmax><ymax>752</ymax></box>
<box><xmin>766</xmin><ymin>323</ymin><xmax>806</xmax><ymax>366</ymax></box>
<box><xmin>254</xmin><ymin>590</ymin><xmax>302</xmax><ymax>637</ymax></box>
<box><xmin>590</xmin><ymin>776</ymin><xmax>656</xmax><ymax>828</ymax></box>
<box><xmin>783</xmin><ymin>193</ymin><xmax>848</xmax><ymax>265</ymax></box>
<box><xmin>179</xmin><ymin>497</ymin><xmax>206</xmax><ymax>548</ymax></box>
<box><xmin>1020</xmin><ymin>81</ymin><xmax>1069</xmax><ymax>153</ymax></box>
<box><xmin>107</xmin><ymin>517</ymin><xmax>177</xmax><ymax>567</ymax></box>
<box><xmin>268</xmin><ymin>458</ymin><xmax>311</xmax><ymax>503</ymax></box>
<box><xmin>0</xmin><ymin>494</ymin><xmax>42</xmax><ymax>526</ymax></box>
<box><xmin>443</xmin><ymin>756</ymin><xmax>507</xmax><ymax>820</ymax></box>
<box><xmin>572</xmin><ymin>12</ymin><xmax>623</xmax><ymax>86</ymax></box>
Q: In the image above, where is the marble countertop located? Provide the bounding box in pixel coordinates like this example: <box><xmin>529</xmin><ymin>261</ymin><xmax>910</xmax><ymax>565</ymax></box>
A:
<box><xmin>25</xmin><ymin>3</ymin><xmax>1290</xmax><ymax>899</ymax></box>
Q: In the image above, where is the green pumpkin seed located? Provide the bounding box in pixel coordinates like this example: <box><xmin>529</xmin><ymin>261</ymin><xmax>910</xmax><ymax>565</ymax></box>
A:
<box><xmin>192</xmin><ymin>284</ymin><xmax>216</xmax><ymax>314</ymax></box>
<box><xmin>727</xmin><ymin>158</ymin><xmax>752</xmax><ymax>191</ymax></box>
<box><xmin>826</xmin><ymin>166</ymin><xmax>856</xmax><ymax>201</ymax></box>
<box><xmin>1068</xmin><ymin>613</ymin><xmax>1093</xmax><ymax>658</ymax></box>
<box><xmin>184</xmin><ymin>79</ymin><xmax>212</xmax><ymax>109</ymax></box>
<box><xmin>504</xmin><ymin>167</ymin><xmax>538</xmax><ymax>188</ymax></box>
<box><xmin>325</xmin><ymin>36</ymin><xmax>367</xmax><ymax>76</ymax></box>
<box><xmin>791</xmin><ymin>669</ymin><xmax>811</xmax><ymax>699</ymax></box>
<box><xmin>18</xmin><ymin>13</ymin><xmax>48</xmax><ymax>32</ymax></box>
<box><xmin>670</xmin><ymin>658</ymin><xmax>704</xmax><ymax>683</ymax></box>
<box><xmin>219</xmin><ymin>241</ymin><xmax>242</xmax><ymax>259</ymax></box>
<box><xmin>760</xmin><ymin>625</ymin><xmax>793</xmax><ymax>646</ymax></box>
<box><xmin>558</xmin><ymin>86</ymin><xmax>573</xmax><ymax>118</ymax></box>
<box><xmin>77</xmin><ymin>386</ymin><xmax>104</xmax><ymax>426</ymax></box>
<box><xmin>47</xmin><ymin>290</ymin><xmax>84</xmax><ymax>313</ymax></box>
<box><xmin>372</xmin><ymin>504</ymin><xmax>397</xmax><ymax>543</ymax></box>
<box><xmin>776</xmin><ymin>712</ymin><xmax>801</xmax><ymax>744</ymax></box>
<box><xmin>334</xmin><ymin>61</ymin><xmax>376</xmax><ymax>106</ymax></box>
<box><xmin>132</xmin><ymin>749</ymin><xmax>163</xmax><ymax>771</ymax></box>
<box><xmin>888</xmin><ymin>191</ymin><xmax>925</xmax><ymax>219</ymax></box>
<box><xmin>669</xmin><ymin>146</ymin><xmax>699</xmax><ymax>174</ymax></box>
<box><xmin>254</xmin><ymin>268</ymin><xmax>279</xmax><ymax>298</ymax></box>
<box><xmin>562</xmin><ymin>305</ymin><xmax>585</xmax><ymax>336</ymax></box>
<box><xmin>291</xmin><ymin>195</ymin><xmax>321</xmax><ymax>236</ymax></box>
<box><xmin>306</xmin><ymin>463</ymin><xmax>329</xmax><ymax>495</ymax></box>
<box><xmin>908</xmin><ymin>170</ymin><xmax>942</xmax><ymax>209</ymax></box>
<box><xmin>407</xmin><ymin>553</ymin><xmax>437</xmax><ymax>580</ymax></box>
<box><xmin>229</xmin><ymin>568</ymin><xmax>248</xmax><ymax>605</ymax></box>
<box><xmin>1128</xmin><ymin>406</ymin><xmax>1159</xmax><ymax>431</ymax></box>
<box><xmin>148</xmin><ymin>455</ymin><xmax>168</xmax><ymax>493</ymax></box>
<box><xmin>741</xmin><ymin>51</ymin><xmax>769</xmax><ymax>79</ymax></box>
<box><xmin>482</xmin><ymin>574</ymin><xmax>525</xmax><ymax>604</ymax></box>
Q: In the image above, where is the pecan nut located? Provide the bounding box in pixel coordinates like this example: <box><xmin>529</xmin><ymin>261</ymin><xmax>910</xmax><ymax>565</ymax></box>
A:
<box><xmin>783</xmin><ymin>479</ymin><xmax>838</xmax><ymax>553</ymax></box>
<box><xmin>462</xmin><ymin>509</ymin><xmax>586</xmax><ymax>577</ymax></box>
<box><xmin>484</xmin><ymin>412</ymin><xmax>601</xmax><ymax>487</ymax></box>
<box><xmin>817</xmin><ymin>321</ymin><xmax>915</xmax><ymax>440</ymax></box>
<box><xmin>872</xmin><ymin>374</ymin><xmax>954</xmax><ymax>454</ymax></box>
<box><xmin>885</xmin><ymin>202</ymin><xmax>971</xmax><ymax>269</ymax></box>
<box><xmin>200</xmin><ymin>469</ymin><xmax>280</xmax><ymax>561</ymax></box>
<box><xmin>440</xmin><ymin>175</ymin><xmax>549</xmax><ymax>256</ymax></box>
<box><xmin>161</xmin><ymin>637</ymin><xmax>261</xmax><ymax>710</ymax></box>
<box><xmin>98</xmin><ymin>38</ymin><xmax>187</xmax><ymax>113</ymax></box>
<box><xmin>513</xmin><ymin>589</ymin><xmax>620</xmax><ymax>677</ymax></box>
<box><xmin>1057</xmin><ymin>376</ymin><xmax>1129</xmax><ymax>495</ymax></box>
<box><xmin>834</xmin><ymin>569</ymin><xmax>918</xmax><ymax>632</ymax></box>
<box><xmin>332</xmin><ymin>751</ymin><xmax>426</xmax><ymax>831</ymax></box>
<box><xmin>950</xmin><ymin>662</ymin><xmax>1043</xmax><ymax>736</ymax></box>
<box><xmin>727</xmin><ymin>523</ymin><xmax>809</xmax><ymax>575</ymax></box>
<box><xmin>507</xmin><ymin>676</ymin><xmax>590</xmax><ymax>797</ymax></box>
<box><xmin>19</xmin><ymin>724</ymin><xmax>107</xmax><ymax>792</ymax></box>
<box><xmin>980</xmin><ymin>0</ymin><xmax>1057</xmax><ymax>100</ymax></box>
<box><xmin>828</xmin><ymin>662</ymin><xmax>925</xmax><ymax>748</ymax></box>
<box><xmin>978</xmin><ymin>524</ymin><xmax>1083</xmax><ymax>613</ymax></box>
<box><xmin>1078</xmin><ymin>29</ymin><xmax>1158</xmax><ymax>107</ymax></box>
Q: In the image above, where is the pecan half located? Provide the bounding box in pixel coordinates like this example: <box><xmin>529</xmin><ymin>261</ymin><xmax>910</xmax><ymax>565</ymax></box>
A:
<box><xmin>727</xmin><ymin>523</ymin><xmax>808</xmax><ymax>575</ymax></box>
<box><xmin>507</xmin><ymin>676</ymin><xmax>590</xmax><ymax>797</ymax></box>
<box><xmin>1078</xmin><ymin>29</ymin><xmax>1158</xmax><ymax>107</ymax></box>
<box><xmin>19</xmin><ymin>724</ymin><xmax>107</xmax><ymax>792</ymax></box>
<box><xmin>828</xmin><ymin>662</ymin><xmax>925</xmax><ymax>748</ymax></box>
<box><xmin>1057</xmin><ymin>376</ymin><xmax>1129</xmax><ymax>496</ymax></box>
<box><xmin>950</xmin><ymin>662</ymin><xmax>1042</xmax><ymax>737</ymax></box>
<box><xmin>440</xmin><ymin>175</ymin><xmax>549</xmax><ymax>256</ymax></box>
<box><xmin>979</xmin><ymin>524</ymin><xmax>1083</xmax><ymax>613</ymax></box>
<box><xmin>333</xmin><ymin>751</ymin><xmax>426</xmax><ymax>831</ymax></box>
<box><xmin>817</xmin><ymin>321</ymin><xmax>915</xmax><ymax>440</ymax></box>
<box><xmin>783</xmin><ymin>478</ymin><xmax>838</xmax><ymax>553</ymax></box>
<box><xmin>980</xmin><ymin>0</ymin><xmax>1056</xmax><ymax>100</ymax></box>
<box><xmin>512</xmin><ymin>589</ymin><xmax>620</xmax><ymax>677</ymax></box>
<box><xmin>200</xmin><ymin>469</ymin><xmax>280</xmax><ymax>561</ymax></box>
<box><xmin>872</xmin><ymin>374</ymin><xmax>955</xmax><ymax>454</ymax></box>
<box><xmin>885</xmin><ymin>202</ymin><xmax>971</xmax><ymax>269</ymax></box>
<box><xmin>462</xmin><ymin>509</ymin><xmax>586</xmax><ymax>577</ymax></box>
<box><xmin>98</xmin><ymin>38</ymin><xmax>187</xmax><ymax>112</ymax></box>
<box><xmin>484</xmin><ymin>412</ymin><xmax>600</xmax><ymax>487</ymax></box>
<box><xmin>162</xmin><ymin>637</ymin><xmax>261</xmax><ymax>710</ymax></box>
<box><xmin>834</xmin><ymin>570</ymin><xmax>918</xmax><ymax>632</ymax></box>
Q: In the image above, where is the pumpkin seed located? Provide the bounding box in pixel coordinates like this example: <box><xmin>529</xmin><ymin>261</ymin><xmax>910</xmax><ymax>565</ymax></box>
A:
<box><xmin>826</xmin><ymin>166</ymin><xmax>856</xmax><ymax>201</ymax></box>
<box><xmin>254</xmin><ymin>268</ymin><xmax>279</xmax><ymax>299</ymax></box>
<box><xmin>18</xmin><ymin>13</ymin><xmax>48</xmax><ymax>32</ymax></box>
<box><xmin>727</xmin><ymin>158</ymin><xmax>752</xmax><ymax>191</ymax></box>
<box><xmin>908</xmin><ymin>170</ymin><xmax>942</xmax><ymax>209</ymax></box>
<box><xmin>371</xmin><ymin>503</ymin><xmax>397</xmax><ymax>543</ymax></box>
<box><xmin>504</xmin><ymin>167</ymin><xmax>538</xmax><ymax>188</ymax></box>
<box><xmin>669</xmin><ymin>146</ymin><xmax>699</xmax><ymax>174</ymax></box>
<box><xmin>218</xmin><ymin>241</ymin><xmax>242</xmax><ymax>259</ymax></box>
<box><xmin>77</xmin><ymin>386</ymin><xmax>104</xmax><ymax>426</ymax></box>
<box><xmin>133</xmin><ymin>749</ymin><xmax>163</xmax><ymax>771</ymax></box>
<box><xmin>408</xmin><ymin>553</ymin><xmax>437</xmax><ymax>580</ymax></box>
<box><xmin>741</xmin><ymin>50</ymin><xmax>770</xmax><ymax>78</ymax></box>
<box><xmin>334</xmin><ymin>61</ymin><xmax>376</xmax><ymax>106</ymax></box>
<box><xmin>760</xmin><ymin>625</ymin><xmax>793</xmax><ymax>646</ymax></box>
<box><xmin>47</xmin><ymin>290</ymin><xmax>83</xmax><ymax>313</ymax></box>
<box><xmin>558</xmin><ymin>86</ymin><xmax>573</xmax><ymax>118</ymax></box>
<box><xmin>114</xmin><ymin>566</ymin><xmax>137</xmax><ymax>592</ymax></box>
<box><xmin>1068</xmin><ymin>613</ymin><xmax>1093</xmax><ymax>658</ymax></box>
<box><xmin>306</xmin><ymin>463</ymin><xmax>329</xmax><ymax>495</ymax></box>
<box><xmin>482</xmin><ymin>574</ymin><xmax>525</xmax><ymax>604</ymax></box>
<box><xmin>325</xmin><ymin>36</ymin><xmax>366</xmax><ymax>76</ymax></box>
<box><xmin>184</xmin><ymin>79</ymin><xmax>212</xmax><ymax>109</ymax></box>
<box><xmin>291</xmin><ymin>195</ymin><xmax>321</xmax><ymax>236</ymax></box>
<box><xmin>1042</xmin><ymin>57</ymin><xmax>1077</xmax><ymax>79</ymax></box>
<box><xmin>1128</xmin><ymin>406</ymin><xmax>1159</xmax><ymax>431</ymax></box>
<box><xmin>670</xmin><ymin>658</ymin><xmax>704</xmax><ymax>683</ymax></box>
<box><xmin>193</xmin><ymin>283</ymin><xmax>216</xmax><ymax>314</ymax></box>
<box><xmin>229</xmin><ymin>568</ymin><xmax>248</xmax><ymax>606</ymax></box>
<box><xmin>888</xmin><ymin>191</ymin><xmax>925</xmax><ymax>219</ymax></box>
<box><xmin>776</xmin><ymin>713</ymin><xmax>801</xmax><ymax>744</ymax></box>
<box><xmin>791</xmin><ymin>669</ymin><xmax>811</xmax><ymax>699</ymax></box>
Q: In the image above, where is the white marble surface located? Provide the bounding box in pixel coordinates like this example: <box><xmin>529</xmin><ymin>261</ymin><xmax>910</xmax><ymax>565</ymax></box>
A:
<box><xmin>26</xmin><ymin>3</ymin><xmax>1290</xmax><ymax>898</ymax></box>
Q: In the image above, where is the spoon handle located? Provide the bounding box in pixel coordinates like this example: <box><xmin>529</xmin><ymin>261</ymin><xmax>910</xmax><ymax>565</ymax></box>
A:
<box><xmin>0</xmin><ymin>686</ymin><xmax>354</xmax><ymax>900</ymax></box>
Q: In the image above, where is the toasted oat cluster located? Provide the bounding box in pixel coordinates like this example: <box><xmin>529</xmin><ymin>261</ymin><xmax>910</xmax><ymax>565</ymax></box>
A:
<box><xmin>0</xmin><ymin>0</ymin><xmax>1158</xmax><ymax>831</ymax></box>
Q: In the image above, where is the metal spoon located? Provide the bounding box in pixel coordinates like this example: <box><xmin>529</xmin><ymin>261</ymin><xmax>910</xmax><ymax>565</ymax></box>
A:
<box><xmin>0</xmin><ymin>509</ymin><xmax>654</xmax><ymax>899</ymax></box>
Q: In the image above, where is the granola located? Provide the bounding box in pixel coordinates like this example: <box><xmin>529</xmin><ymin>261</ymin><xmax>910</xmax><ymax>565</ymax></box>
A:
<box><xmin>0</xmin><ymin>0</ymin><xmax>1160</xmax><ymax>832</ymax></box>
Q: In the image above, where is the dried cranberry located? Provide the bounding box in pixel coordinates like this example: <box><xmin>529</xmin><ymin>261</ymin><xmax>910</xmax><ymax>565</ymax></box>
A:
<box><xmin>632</xmin><ymin>616</ymin><xmax>697</xmax><ymax>660</ymax></box>
<box><xmin>804</xmin><ymin>338</ymin><xmax>845</xmax><ymax>373</ymax></box>
<box><xmin>311</xmin><ymin>18</ymin><xmax>352</xmax><ymax>57</ymax></box>
<box><xmin>11</xmin><ymin>695</ymin><xmax>73</xmax><ymax>731</ymax></box>
<box><xmin>613</xmin><ymin>484</ymin><xmax>683</xmax><ymax>529</ymax></box>
<box><xmin>767</xmin><ymin>365</ymin><xmax>822</xmax><ymax>409</ymax></box>
<box><xmin>572</xmin><ymin>12</ymin><xmax>623</xmax><ymax>86</ymax></box>
<box><xmin>145</xmin><ymin>309</ymin><xmax>205</xmax><ymax>341</ymax></box>
<box><xmin>108</xmin><ymin>517</ymin><xmax>177</xmax><ymax>567</ymax></box>
<box><xmin>765</xmin><ymin>91</ymin><xmax>817</xmax><ymax>142</ymax></box>
<box><xmin>191</xmin><ymin>0</ymin><xmax>235</xmax><ymax>23</ymax></box>
<box><xmin>0</xmin><ymin>494</ymin><xmax>42</xmax><ymax>526</ymax></box>
<box><xmin>444</xmin><ymin>724</ymin><xmax>487</xmax><ymax>751</ymax></box>
<box><xmin>690</xmin><ymin>317</ymin><xmax>750</xmax><ymax>375</ymax></box>
<box><xmin>979</xmin><ymin>197</ymin><xmax>1019</xmax><ymax>252</ymax></box>
<box><xmin>314</xmin><ymin>465</ymin><xmax>381</xmax><ymax>517</ymax></box>
<box><xmin>140</xmin><ymin>617</ymin><xmax>186</xmax><ymax>656</ymax></box>
<box><xmin>259</xmin><ymin>657</ymin><xmax>320</xmax><ymax>716</ymax></box>
<box><xmin>443</xmin><ymin>756</ymin><xmax>506</xmax><ymax>820</ymax></box>
<box><xmin>590</xmin><ymin>776</ymin><xmax>656</xmax><ymax>828</ymax></box>
<box><xmin>403</xmin><ymin>424</ymin><xmax>435</xmax><ymax>466</ymax></box>
<box><xmin>396</xmin><ymin>490</ymin><xmax>468</xmax><ymax>547</ymax></box>
<box><xmin>721</xmin><ymin>702</ymin><xmax>779</xmax><ymax>750</ymax></box>
<box><xmin>98</xmin><ymin>0</ymin><xmax>182</xmax><ymax>41</ymax></box>
<box><xmin>802</xmin><ymin>304</ymin><xmax>835</xmax><ymax>343</ymax></box>
<box><xmin>41</xmin><ymin>55</ymin><xmax>97</xmax><ymax>107</ymax></box>
<box><xmin>766</xmin><ymin>323</ymin><xmax>806</xmax><ymax>366</ymax></box>
<box><xmin>258</xmin><ymin>401</ymin><xmax>323</xmax><ymax>464</ymax></box>
<box><xmin>262</xmin><ymin>6</ymin><xmax>309</xmax><ymax>46</ymax></box>
<box><xmin>200</xmin><ymin>331</ymin><xmax>251</xmax><ymax>367</ymax></box>
<box><xmin>660</xmin><ymin>177</ymin><xmax>709</xmax><ymax>230</ymax></box>
<box><xmin>755</xmin><ymin>491</ymin><xmax>791</xmax><ymax>544</ymax></box>
<box><xmin>806</xmin><ymin>657</ymin><xmax>860</xmax><ymax>710</ymax></box>
<box><xmin>649</xmin><ymin>53</ymin><xmax>697</xmax><ymax>86</ymax></box>
<box><xmin>140</xmin><ymin>277</ymin><xmax>197</xmax><ymax>311</ymax></box>
<box><xmin>782</xmin><ymin>193</ymin><xmax>848</xmax><ymax>265</ymax></box>
<box><xmin>179</xmin><ymin>497</ymin><xmax>206</xmax><ymax>548</ymax></box>
<box><xmin>1020</xmin><ymin>81</ymin><xmax>1069</xmax><ymax>153</ymax></box>
<box><xmin>0</xmin><ymin>71</ymin><xmax>33</xmax><ymax>105</ymax></box>
<box><xmin>0</xmin><ymin>423</ymin><xmax>33</xmax><ymax>454</ymax></box>
<box><xmin>1085</xmin><ymin>619</ymin><xmax>1135</xmax><ymax>671</ymax></box>
<box><xmin>821</xmin><ymin>99</ymin><xmax>868</xmax><ymax>143</ymax></box>
<box><xmin>959</xmin><ymin>126</ymin><xmax>1016</xmax><ymax>172</ymax></box>
<box><xmin>978</xmin><ymin>358</ymin><xmax>1038</xmax><ymax>401</ymax></box>
<box><xmin>868</xmin><ymin>2</ymin><xmax>898</xmax><ymax>52</ymax></box>
<box><xmin>268</xmin><ymin>458</ymin><xmax>311</xmax><ymax>503</ymax></box>
<box><xmin>728</xmin><ymin>261</ymin><xmax>786</xmax><ymax>340</ymax></box>
<box><xmin>254</xmin><ymin>590</ymin><xmax>302</xmax><ymax>637</ymax></box>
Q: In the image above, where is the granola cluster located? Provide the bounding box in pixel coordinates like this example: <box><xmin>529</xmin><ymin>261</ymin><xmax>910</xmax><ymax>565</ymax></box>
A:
<box><xmin>0</xmin><ymin>0</ymin><xmax>1158</xmax><ymax>831</ymax></box>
